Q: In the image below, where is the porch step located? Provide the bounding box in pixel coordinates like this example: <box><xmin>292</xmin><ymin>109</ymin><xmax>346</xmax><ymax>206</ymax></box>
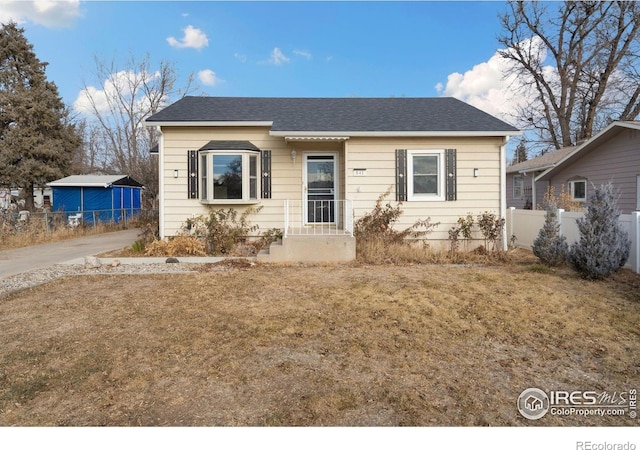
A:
<box><xmin>257</xmin><ymin>235</ymin><xmax>355</xmax><ymax>263</ymax></box>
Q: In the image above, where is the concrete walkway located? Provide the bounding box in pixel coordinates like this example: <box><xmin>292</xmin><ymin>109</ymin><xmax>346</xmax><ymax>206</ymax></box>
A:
<box><xmin>0</xmin><ymin>229</ymin><xmax>140</xmax><ymax>279</ymax></box>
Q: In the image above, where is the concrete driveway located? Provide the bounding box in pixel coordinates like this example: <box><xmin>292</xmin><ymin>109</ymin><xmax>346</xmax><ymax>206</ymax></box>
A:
<box><xmin>0</xmin><ymin>229</ymin><xmax>140</xmax><ymax>279</ymax></box>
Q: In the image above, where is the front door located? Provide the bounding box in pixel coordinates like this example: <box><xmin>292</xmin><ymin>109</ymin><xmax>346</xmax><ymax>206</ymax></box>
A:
<box><xmin>304</xmin><ymin>153</ymin><xmax>337</xmax><ymax>224</ymax></box>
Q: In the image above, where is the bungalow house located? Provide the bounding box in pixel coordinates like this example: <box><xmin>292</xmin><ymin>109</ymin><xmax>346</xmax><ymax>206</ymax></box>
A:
<box><xmin>508</xmin><ymin>121</ymin><xmax>640</xmax><ymax>213</ymax></box>
<box><xmin>537</xmin><ymin>121</ymin><xmax>640</xmax><ymax>214</ymax></box>
<box><xmin>145</xmin><ymin>96</ymin><xmax>520</xmax><ymax>261</ymax></box>
<box><xmin>506</xmin><ymin>146</ymin><xmax>577</xmax><ymax>210</ymax></box>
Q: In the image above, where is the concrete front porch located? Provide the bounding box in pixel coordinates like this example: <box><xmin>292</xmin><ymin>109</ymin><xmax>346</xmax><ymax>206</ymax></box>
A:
<box><xmin>257</xmin><ymin>234</ymin><xmax>356</xmax><ymax>263</ymax></box>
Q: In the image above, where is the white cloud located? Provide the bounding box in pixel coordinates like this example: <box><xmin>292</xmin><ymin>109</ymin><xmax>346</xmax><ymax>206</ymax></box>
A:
<box><xmin>293</xmin><ymin>49</ymin><xmax>312</xmax><ymax>60</ymax></box>
<box><xmin>435</xmin><ymin>38</ymin><xmax>550</xmax><ymax>123</ymax></box>
<box><xmin>73</xmin><ymin>70</ymin><xmax>163</xmax><ymax>116</ymax></box>
<box><xmin>234</xmin><ymin>53</ymin><xmax>247</xmax><ymax>63</ymax></box>
<box><xmin>267</xmin><ymin>47</ymin><xmax>290</xmax><ymax>65</ymax></box>
<box><xmin>167</xmin><ymin>25</ymin><xmax>208</xmax><ymax>49</ymax></box>
<box><xmin>198</xmin><ymin>69</ymin><xmax>219</xmax><ymax>87</ymax></box>
<box><xmin>0</xmin><ymin>0</ymin><xmax>81</xmax><ymax>28</ymax></box>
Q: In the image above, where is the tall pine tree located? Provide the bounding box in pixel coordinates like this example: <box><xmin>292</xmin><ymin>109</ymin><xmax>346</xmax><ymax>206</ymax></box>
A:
<box><xmin>0</xmin><ymin>22</ymin><xmax>79</xmax><ymax>210</ymax></box>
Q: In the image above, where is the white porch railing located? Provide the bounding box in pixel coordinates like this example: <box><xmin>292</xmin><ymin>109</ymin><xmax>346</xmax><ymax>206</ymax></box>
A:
<box><xmin>284</xmin><ymin>199</ymin><xmax>353</xmax><ymax>237</ymax></box>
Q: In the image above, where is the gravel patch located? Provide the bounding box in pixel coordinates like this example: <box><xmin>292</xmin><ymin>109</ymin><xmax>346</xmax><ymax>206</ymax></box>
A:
<box><xmin>0</xmin><ymin>262</ymin><xmax>198</xmax><ymax>298</ymax></box>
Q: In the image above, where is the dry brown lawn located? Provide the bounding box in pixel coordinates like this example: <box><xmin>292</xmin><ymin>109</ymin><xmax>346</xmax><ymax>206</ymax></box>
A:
<box><xmin>1</xmin><ymin>251</ymin><xmax>639</xmax><ymax>426</ymax></box>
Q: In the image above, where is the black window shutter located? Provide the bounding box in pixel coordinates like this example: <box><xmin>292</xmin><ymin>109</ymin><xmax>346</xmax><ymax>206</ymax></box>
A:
<box><xmin>445</xmin><ymin>148</ymin><xmax>457</xmax><ymax>201</ymax></box>
<box><xmin>395</xmin><ymin>149</ymin><xmax>407</xmax><ymax>202</ymax></box>
<box><xmin>187</xmin><ymin>150</ymin><xmax>198</xmax><ymax>199</ymax></box>
<box><xmin>261</xmin><ymin>150</ymin><xmax>272</xmax><ymax>199</ymax></box>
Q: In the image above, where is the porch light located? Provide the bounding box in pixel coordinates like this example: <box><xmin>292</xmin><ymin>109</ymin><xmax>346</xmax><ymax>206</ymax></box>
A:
<box><xmin>474</xmin><ymin>168</ymin><xmax>479</xmax><ymax>178</ymax></box>
<box><xmin>290</xmin><ymin>149</ymin><xmax>297</xmax><ymax>163</ymax></box>
<box><xmin>173</xmin><ymin>169</ymin><xmax>179</xmax><ymax>178</ymax></box>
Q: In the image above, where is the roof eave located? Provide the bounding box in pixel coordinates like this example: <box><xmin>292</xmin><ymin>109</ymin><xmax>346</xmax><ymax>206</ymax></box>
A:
<box><xmin>271</xmin><ymin>130</ymin><xmax>522</xmax><ymax>138</ymax></box>
<box><xmin>538</xmin><ymin>121</ymin><xmax>640</xmax><ymax>181</ymax></box>
<box><xmin>144</xmin><ymin>120</ymin><xmax>273</xmax><ymax>127</ymax></box>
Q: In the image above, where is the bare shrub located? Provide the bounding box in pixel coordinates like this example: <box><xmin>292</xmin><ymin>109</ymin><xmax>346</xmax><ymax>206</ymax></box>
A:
<box><xmin>476</xmin><ymin>211</ymin><xmax>505</xmax><ymax>251</ymax></box>
<box><xmin>144</xmin><ymin>236</ymin><xmax>206</xmax><ymax>257</ymax></box>
<box><xmin>184</xmin><ymin>206</ymin><xmax>262</xmax><ymax>255</ymax></box>
<box><xmin>540</xmin><ymin>185</ymin><xmax>583</xmax><ymax>212</ymax></box>
<box><xmin>354</xmin><ymin>191</ymin><xmax>438</xmax><ymax>264</ymax></box>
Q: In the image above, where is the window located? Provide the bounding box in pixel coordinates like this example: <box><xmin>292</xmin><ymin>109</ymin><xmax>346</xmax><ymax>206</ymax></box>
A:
<box><xmin>199</xmin><ymin>151</ymin><xmax>258</xmax><ymax>203</ymax></box>
<box><xmin>407</xmin><ymin>150</ymin><xmax>445</xmax><ymax>201</ymax></box>
<box><xmin>513</xmin><ymin>175</ymin><xmax>523</xmax><ymax>199</ymax></box>
<box><xmin>569</xmin><ymin>179</ymin><xmax>587</xmax><ymax>202</ymax></box>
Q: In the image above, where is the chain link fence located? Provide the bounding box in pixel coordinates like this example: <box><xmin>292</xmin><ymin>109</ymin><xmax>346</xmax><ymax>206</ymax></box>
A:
<box><xmin>1</xmin><ymin>208</ymin><xmax>158</xmax><ymax>237</ymax></box>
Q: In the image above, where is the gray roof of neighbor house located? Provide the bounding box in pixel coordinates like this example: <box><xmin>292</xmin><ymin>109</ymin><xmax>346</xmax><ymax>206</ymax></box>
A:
<box><xmin>145</xmin><ymin>96</ymin><xmax>520</xmax><ymax>135</ymax></box>
<box><xmin>538</xmin><ymin>121</ymin><xmax>640</xmax><ymax>181</ymax></box>
<box><xmin>48</xmin><ymin>175</ymin><xmax>144</xmax><ymax>188</ymax></box>
<box><xmin>507</xmin><ymin>146</ymin><xmax>578</xmax><ymax>174</ymax></box>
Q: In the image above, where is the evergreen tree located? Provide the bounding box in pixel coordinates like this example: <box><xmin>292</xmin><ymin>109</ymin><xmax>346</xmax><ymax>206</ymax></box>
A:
<box><xmin>0</xmin><ymin>22</ymin><xmax>80</xmax><ymax>210</ymax></box>
<box><xmin>532</xmin><ymin>202</ymin><xmax>567</xmax><ymax>266</ymax></box>
<box><xmin>567</xmin><ymin>183</ymin><xmax>631</xmax><ymax>279</ymax></box>
<box><xmin>515</xmin><ymin>140</ymin><xmax>528</xmax><ymax>164</ymax></box>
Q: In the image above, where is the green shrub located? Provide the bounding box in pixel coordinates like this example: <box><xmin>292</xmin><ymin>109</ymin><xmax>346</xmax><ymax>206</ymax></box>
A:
<box><xmin>532</xmin><ymin>202</ymin><xmax>568</xmax><ymax>266</ymax></box>
<box><xmin>567</xmin><ymin>183</ymin><xmax>630</xmax><ymax>279</ymax></box>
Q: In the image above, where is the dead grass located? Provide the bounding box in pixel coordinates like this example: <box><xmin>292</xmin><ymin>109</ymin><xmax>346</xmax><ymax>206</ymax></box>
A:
<box><xmin>0</xmin><ymin>251</ymin><xmax>638</xmax><ymax>426</ymax></box>
<box><xmin>0</xmin><ymin>219</ymin><xmax>127</xmax><ymax>251</ymax></box>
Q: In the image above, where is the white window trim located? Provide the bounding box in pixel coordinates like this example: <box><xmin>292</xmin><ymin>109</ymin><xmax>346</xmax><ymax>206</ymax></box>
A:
<box><xmin>407</xmin><ymin>149</ymin><xmax>445</xmax><ymax>201</ymax></box>
<box><xmin>569</xmin><ymin>179</ymin><xmax>587</xmax><ymax>202</ymax></box>
<box><xmin>199</xmin><ymin>150</ymin><xmax>260</xmax><ymax>205</ymax></box>
<box><xmin>513</xmin><ymin>175</ymin><xmax>523</xmax><ymax>199</ymax></box>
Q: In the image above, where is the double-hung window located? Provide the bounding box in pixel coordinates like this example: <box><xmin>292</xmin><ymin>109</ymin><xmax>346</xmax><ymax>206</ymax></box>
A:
<box><xmin>407</xmin><ymin>149</ymin><xmax>445</xmax><ymax>201</ymax></box>
<box><xmin>569</xmin><ymin>179</ymin><xmax>587</xmax><ymax>202</ymax></box>
<box><xmin>513</xmin><ymin>175</ymin><xmax>523</xmax><ymax>199</ymax></box>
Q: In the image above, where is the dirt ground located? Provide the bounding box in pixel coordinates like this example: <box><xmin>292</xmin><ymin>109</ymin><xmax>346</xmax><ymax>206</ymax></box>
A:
<box><xmin>1</xmin><ymin>251</ymin><xmax>639</xmax><ymax>426</ymax></box>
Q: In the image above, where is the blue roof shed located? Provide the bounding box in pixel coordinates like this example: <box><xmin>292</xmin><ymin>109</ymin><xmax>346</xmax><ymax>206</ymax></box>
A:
<box><xmin>48</xmin><ymin>175</ymin><xmax>144</xmax><ymax>224</ymax></box>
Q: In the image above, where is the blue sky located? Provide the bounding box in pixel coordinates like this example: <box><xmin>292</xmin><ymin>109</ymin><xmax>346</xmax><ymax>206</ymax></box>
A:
<box><xmin>1</xmin><ymin>1</ymin><xmax>521</xmax><ymax>131</ymax></box>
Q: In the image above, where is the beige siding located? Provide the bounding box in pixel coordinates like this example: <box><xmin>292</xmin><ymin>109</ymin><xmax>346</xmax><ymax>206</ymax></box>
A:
<box><xmin>345</xmin><ymin>136</ymin><xmax>504</xmax><ymax>244</ymax></box>
<box><xmin>161</xmin><ymin>126</ymin><xmax>296</xmax><ymax>236</ymax></box>
<box><xmin>161</xmin><ymin>128</ymin><xmax>507</xmax><ymax>245</ymax></box>
<box><xmin>548</xmin><ymin>128</ymin><xmax>640</xmax><ymax>213</ymax></box>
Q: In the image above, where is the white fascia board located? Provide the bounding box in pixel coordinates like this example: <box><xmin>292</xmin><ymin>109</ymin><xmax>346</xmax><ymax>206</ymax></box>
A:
<box><xmin>519</xmin><ymin>165</ymin><xmax>554</xmax><ymax>175</ymax></box>
<box><xmin>48</xmin><ymin>183</ymin><xmax>111</xmax><ymax>188</ymax></box>
<box><xmin>271</xmin><ymin>130</ymin><xmax>522</xmax><ymax>138</ymax></box>
<box><xmin>143</xmin><ymin>121</ymin><xmax>273</xmax><ymax>128</ymax></box>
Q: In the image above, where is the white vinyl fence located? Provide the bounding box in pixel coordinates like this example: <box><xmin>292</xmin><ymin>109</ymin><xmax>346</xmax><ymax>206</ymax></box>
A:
<box><xmin>507</xmin><ymin>208</ymin><xmax>640</xmax><ymax>274</ymax></box>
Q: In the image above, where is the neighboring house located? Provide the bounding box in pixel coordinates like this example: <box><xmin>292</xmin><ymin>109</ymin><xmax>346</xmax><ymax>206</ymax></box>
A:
<box><xmin>48</xmin><ymin>175</ymin><xmax>144</xmax><ymax>224</ymax></box>
<box><xmin>508</xmin><ymin>121</ymin><xmax>640</xmax><ymax>213</ymax></box>
<box><xmin>538</xmin><ymin>121</ymin><xmax>640</xmax><ymax>214</ymax></box>
<box><xmin>145</xmin><ymin>96</ymin><xmax>520</xmax><ymax>261</ymax></box>
<box><xmin>507</xmin><ymin>146</ymin><xmax>577</xmax><ymax>210</ymax></box>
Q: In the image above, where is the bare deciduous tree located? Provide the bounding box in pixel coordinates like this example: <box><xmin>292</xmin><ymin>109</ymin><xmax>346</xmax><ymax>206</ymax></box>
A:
<box><xmin>77</xmin><ymin>54</ymin><xmax>196</xmax><ymax>207</ymax></box>
<box><xmin>498</xmin><ymin>1</ymin><xmax>640</xmax><ymax>151</ymax></box>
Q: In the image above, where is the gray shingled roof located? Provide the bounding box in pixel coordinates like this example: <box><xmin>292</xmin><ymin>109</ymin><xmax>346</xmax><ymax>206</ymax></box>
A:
<box><xmin>507</xmin><ymin>146</ymin><xmax>578</xmax><ymax>174</ymax></box>
<box><xmin>198</xmin><ymin>140</ymin><xmax>260</xmax><ymax>152</ymax></box>
<box><xmin>146</xmin><ymin>96</ymin><xmax>520</xmax><ymax>134</ymax></box>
